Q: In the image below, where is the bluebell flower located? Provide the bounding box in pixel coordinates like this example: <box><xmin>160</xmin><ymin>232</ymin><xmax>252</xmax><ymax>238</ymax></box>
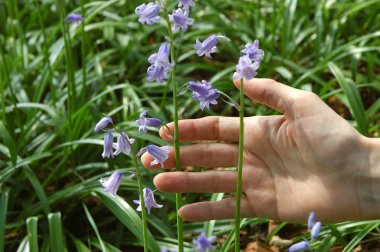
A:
<box><xmin>233</xmin><ymin>55</ymin><xmax>259</xmax><ymax>80</ymax></box>
<box><xmin>194</xmin><ymin>35</ymin><xmax>228</xmax><ymax>58</ymax></box>
<box><xmin>178</xmin><ymin>0</ymin><xmax>195</xmax><ymax>13</ymax></box>
<box><xmin>102</xmin><ymin>132</ymin><xmax>114</xmax><ymax>159</ymax></box>
<box><xmin>192</xmin><ymin>232</ymin><xmax>216</xmax><ymax>252</ymax></box>
<box><xmin>99</xmin><ymin>171</ymin><xmax>122</xmax><ymax>196</ymax></box>
<box><xmin>242</xmin><ymin>40</ymin><xmax>264</xmax><ymax>62</ymax></box>
<box><xmin>135</xmin><ymin>110</ymin><xmax>162</xmax><ymax>134</ymax></box>
<box><xmin>146</xmin><ymin>144</ymin><xmax>170</xmax><ymax>167</ymax></box>
<box><xmin>169</xmin><ymin>8</ymin><xmax>194</xmax><ymax>33</ymax></box>
<box><xmin>113</xmin><ymin>132</ymin><xmax>135</xmax><ymax>156</ymax></box>
<box><xmin>94</xmin><ymin>116</ymin><xmax>113</xmax><ymax>132</ymax></box>
<box><xmin>147</xmin><ymin>65</ymin><xmax>169</xmax><ymax>83</ymax></box>
<box><xmin>65</xmin><ymin>13</ymin><xmax>84</xmax><ymax>24</ymax></box>
<box><xmin>135</xmin><ymin>2</ymin><xmax>160</xmax><ymax>25</ymax></box>
<box><xmin>148</xmin><ymin>43</ymin><xmax>171</xmax><ymax>68</ymax></box>
<box><xmin>188</xmin><ymin>80</ymin><xmax>220</xmax><ymax>111</ymax></box>
<box><xmin>311</xmin><ymin>221</ymin><xmax>321</xmax><ymax>240</ymax></box>
<box><xmin>288</xmin><ymin>241</ymin><xmax>310</xmax><ymax>252</ymax></box>
<box><xmin>307</xmin><ymin>211</ymin><xmax>316</xmax><ymax>229</ymax></box>
<box><xmin>133</xmin><ymin>188</ymin><xmax>163</xmax><ymax>214</ymax></box>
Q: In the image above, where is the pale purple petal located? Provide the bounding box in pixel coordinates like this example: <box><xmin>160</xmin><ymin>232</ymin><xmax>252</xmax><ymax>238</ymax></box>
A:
<box><xmin>311</xmin><ymin>221</ymin><xmax>321</xmax><ymax>240</ymax></box>
<box><xmin>169</xmin><ymin>8</ymin><xmax>194</xmax><ymax>33</ymax></box>
<box><xmin>233</xmin><ymin>55</ymin><xmax>259</xmax><ymax>80</ymax></box>
<box><xmin>242</xmin><ymin>39</ymin><xmax>264</xmax><ymax>62</ymax></box>
<box><xmin>135</xmin><ymin>3</ymin><xmax>160</xmax><ymax>25</ymax></box>
<box><xmin>308</xmin><ymin>211</ymin><xmax>316</xmax><ymax>229</ymax></box>
<box><xmin>102</xmin><ymin>132</ymin><xmax>114</xmax><ymax>159</ymax></box>
<box><xmin>288</xmin><ymin>241</ymin><xmax>310</xmax><ymax>252</ymax></box>
<box><xmin>94</xmin><ymin>116</ymin><xmax>112</xmax><ymax>132</ymax></box>
<box><xmin>146</xmin><ymin>144</ymin><xmax>170</xmax><ymax>167</ymax></box>
<box><xmin>99</xmin><ymin>171</ymin><xmax>122</xmax><ymax>196</ymax></box>
<box><xmin>134</xmin><ymin>188</ymin><xmax>163</xmax><ymax>214</ymax></box>
<box><xmin>193</xmin><ymin>232</ymin><xmax>216</xmax><ymax>252</ymax></box>
<box><xmin>65</xmin><ymin>13</ymin><xmax>84</xmax><ymax>24</ymax></box>
<box><xmin>135</xmin><ymin>110</ymin><xmax>162</xmax><ymax>134</ymax></box>
<box><xmin>113</xmin><ymin>132</ymin><xmax>134</xmax><ymax>156</ymax></box>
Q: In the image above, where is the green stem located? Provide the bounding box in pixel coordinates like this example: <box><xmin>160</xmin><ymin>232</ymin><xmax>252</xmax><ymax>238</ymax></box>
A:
<box><xmin>235</xmin><ymin>78</ymin><xmax>244</xmax><ymax>252</ymax></box>
<box><xmin>115</xmin><ymin>128</ymin><xmax>149</xmax><ymax>252</ymax></box>
<box><xmin>80</xmin><ymin>0</ymin><xmax>87</xmax><ymax>102</ymax></box>
<box><xmin>163</xmin><ymin>4</ymin><xmax>184</xmax><ymax>252</ymax></box>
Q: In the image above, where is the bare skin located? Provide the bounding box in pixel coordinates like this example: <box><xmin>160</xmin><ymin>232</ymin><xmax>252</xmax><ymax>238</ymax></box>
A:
<box><xmin>141</xmin><ymin>78</ymin><xmax>380</xmax><ymax>223</ymax></box>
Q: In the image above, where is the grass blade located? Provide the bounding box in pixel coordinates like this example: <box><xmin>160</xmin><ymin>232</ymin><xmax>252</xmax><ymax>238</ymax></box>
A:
<box><xmin>343</xmin><ymin>221</ymin><xmax>380</xmax><ymax>252</ymax></box>
<box><xmin>48</xmin><ymin>212</ymin><xmax>64</xmax><ymax>252</ymax></box>
<box><xmin>0</xmin><ymin>191</ymin><xmax>9</xmax><ymax>252</ymax></box>
<box><xmin>82</xmin><ymin>204</ymin><xmax>106</xmax><ymax>252</ymax></box>
<box><xmin>26</xmin><ymin>217</ymin><xmax>39</xmax><ymax>252</ymax></box>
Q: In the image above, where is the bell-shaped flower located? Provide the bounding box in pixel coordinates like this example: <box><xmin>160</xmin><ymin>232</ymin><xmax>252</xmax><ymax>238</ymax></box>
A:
<box><xmin>242</xmin><ymin>40</ymin><xmax>264</xmax><ymax>62</ymax></box>
<box><xmin>178</xmin><ymin>0</ymin><xmax>195</xmax><ymax>13</ymax></box>
<box><xmin>188</xmin><ymin>80</ymin><xmax>220</xmax><ymax>111</ymax></box>
<box><xmin>146</xmin><ymin>144</ymin><xmax>170</xmax><ymax>167</ymax></box>
<box><xmin>169</xmin><ymin>8</ymin><xmax>194</xmax><ymax>33</ymax></box>
<box><xmin>147</xmin><ymin>65</ymin><xmax>169</xmax><ymax>83</ymax></box>
<box><xmin>135</xmin><ymin>110</ymin><xmax>162</xmax><ymax>134</ymax></box>
<box><xmin>102</xmin><ymin>132</ymin><xmax>114</xmax><ymax>159</ymax></box>
<box><xmin>307</xmin><ymin>211</ymin><xmax>316</xmax><ymax>229</ymax></box>
<box><xmin>193</xmin><ymin>232</ymin><xmax>216</xmax><ymax>252</ymax></box>
<box><xmin>194</xmin><ymin>35</ymin><xmax>228</xmax><ymax>58</ymax></box>
<box><xmin>113</xmin><ymin>132</ymin><xmax>135</xmax><ymax>156</ymax></box>
<box><xmin>99</xmin><ymin>171</ymin><xmax>123</xmax><ymax>196</ymax></box>
<box><xmin>133</xmin><ymin>188</ymin><xmax>163</xmax><ymax>214</ymax></box>
<box><xmin>148</xmin><ymin>43</ymin><xmax>170</xmax><ymax>68</ymax></box>
<box><xmin>135</xmin><ymin>3</ymin><xmax>160</xmax><ymax>25</ymax></box>
<box><xmin>65</xmin><ymin>13</ymin><xmax>84</xmax><ymax>24</ymax></box>
<box><xmin>188</xmin><ymin>80</ymin><xmax>212</xmax><ymax>96</ymax></box>
<box><xmin>288</xmin><ymin>241</ymin><xmax>310</xmax><ymax>252</ymax></box>
<box><xmin>311</xmin><ymin>221</ymin><xmax>321</xmax><ymax>240</ymax></box>
<box><xmin>94</xmin><ymin>116</ymin><xmax>113</xmax><ymax>132</ymax></box>
<box><xmin>233</xmin><ymin>55</ymin><xmax>259</xmax><ymax>80</ymax></box>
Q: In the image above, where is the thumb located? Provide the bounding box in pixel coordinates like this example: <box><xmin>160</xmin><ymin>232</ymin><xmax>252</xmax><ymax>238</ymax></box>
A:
<box><xmin>233</xmin><ymin>78</ymin><xmax>303</xmax><ymax>115</ymax></box>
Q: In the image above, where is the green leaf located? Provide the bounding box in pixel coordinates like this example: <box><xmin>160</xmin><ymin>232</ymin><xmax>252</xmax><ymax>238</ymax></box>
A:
<box><xmin>26</xmin><ymin>217</ymin><xmax>39</xmax><ymax>252</ymax></box>
<box><xmin>0</xmin><ymin>191</ymin><xmax>9</xmax><ymax>252</ymax></box>
<box><xmin>82</xmin><ymin>204</ymin><xmax>107</xmax><ymax>252</ymax></box>
<box><xmin>48</xmin><ymin>212</ymin><xmax>64</xmax><ymax>252</ymax></box>
<box><xmin>343</xmin><ymin>221</ymin><xmax>380</xmax><ymax>252</ymax></box>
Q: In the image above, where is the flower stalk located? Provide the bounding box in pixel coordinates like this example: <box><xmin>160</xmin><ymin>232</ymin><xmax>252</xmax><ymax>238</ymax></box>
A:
<box><xmin>235</xmin><ymin>78</ymin><xmax>244</xmax><ymax>251</ymax></box>
<box><xmin>163</xmin><ymin>3</ymin><xmax>184</xmax><ymax>252</ymax></box>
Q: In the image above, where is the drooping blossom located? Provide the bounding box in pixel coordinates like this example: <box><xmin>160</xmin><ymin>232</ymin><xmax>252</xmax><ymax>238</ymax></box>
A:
<box><xmin>192</xmin><ymin>232</ymin><xmax>216</xmax><ymax>252</ymax></box>
<box><xmin>169</xmin><ymin>8</ymin><xmax>194</xmax><ymax>33</ymax></box>
<box><xmin>311</xmin><ymin>221</ymin><xmax>321</xmax><ymax>240</ymax></box>
<box><xmin>160</xmin><ymin>247</ymin><xmax>177</xmax><ymax>252</ymax></box>
<box><xmin>148</xmin><ymin>43</ymin><xmax>170</xmax><ymax>68</ymax></box>
<box><xmin>178</xmin><ymin>0</ymin><xmax>195</xmax><ymax>13</ymax></box>
<box><xmin>242</xmin><ymin>40</ymin><xmax>264</xmax><ymax>62</ymax></box>
<box><xmin>146</xmin><ymin>144</ymin><xmax>170</xmax><ymax>167</ymax></box>
<box><xmin>307</xmin><ymin>211</ymin><xmax>316</xmax><ymax>229</ymax></box>
<box><xmin>135</xmin><ymin>3</ymin><xmax>160</xmax><ymax>25</ymax></box>
<box><xmin>133</xmin><ymin>188</ymin><xmax>163</xmax><ymax>214</ymax></box>
<box><xmin>194</xmin><ymin>35</ymin><xmax>228</xmax><ymax>58</ymax></box>
<box><xmin>99</xmin><ymin>171</ymin><xmax>123</xmax><ymax>196</ymax></box>
<box><xmin>288</xmin><ymin>241</ymin><xmax>310</xmax><ymax>252</ymax></box>
<box><xmin>113</xmin><ymin>132</ymin><xmax>135</xmax><ymax>156</ymax></box>
<box><xmin>233</xmin><ymin>55</ymin><xmax>259</xmax><ymax>80</ymax></box>
<box><xmin>147</xmin><ymin>65</ymin><xmax>169</xmax><ymax>83</ymax></box>
<box><xmin>102</xmin><ymin>132</ymin><xmax>114</xmax><ymax>159</ymax></box>
<box><xmin>188</xmin><ymin>80</ymin><xmax>220</xmax><ymax>111</ymax></box>
<box><xmin>135</xmin><ymin>110</ymin><xmax>162</xmax><ymax>134</ymax></box>
<box><xmin>94</xmin><ymin>116</ymin><xmax>112</xmax><ymax>132</ymax></box>
<box><xmin>65</xmin><ymin>13</ymin><xmax>84</xmax><ymax>24</ymax></box>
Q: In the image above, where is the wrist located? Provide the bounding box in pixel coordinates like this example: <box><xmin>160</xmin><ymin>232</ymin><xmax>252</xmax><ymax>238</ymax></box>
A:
<box><xmin>359</xmin><ymin>136</ymin><xmax>380</xmax><ymax>219</ymax></box>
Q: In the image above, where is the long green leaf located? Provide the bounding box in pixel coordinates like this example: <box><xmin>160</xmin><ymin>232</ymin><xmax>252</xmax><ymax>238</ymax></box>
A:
<box><xmin>26</xmin><ymin>217</ymin><xmax>39</xmax><ymax>252</ymax></box>
<box><xmin>343</xmin><ymin>221</ymin><xmax>380</xmax><ymax>252</ymax></box>
<box><xmin>48</xmin><ymin>212</ymin><xmax>64</xmax><ymax>252</ymax></box>
<box><xmin>82</xmin><ymin>204</ymin><xmax>107</xmax><ymax>252</ymax></box>
<box><xmin>0</xmin><ymin>191</ymin><xmax>9</xmax><ymax>252</ymax></box>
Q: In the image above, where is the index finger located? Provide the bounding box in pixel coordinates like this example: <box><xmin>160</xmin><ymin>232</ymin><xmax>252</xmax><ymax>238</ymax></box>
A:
<box><xmin>160</xmin><ymin>116</ymin><xmax>240</xmax><ymax>142</ymax></box>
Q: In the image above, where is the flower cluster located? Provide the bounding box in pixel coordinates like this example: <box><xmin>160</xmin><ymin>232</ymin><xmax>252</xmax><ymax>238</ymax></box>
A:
<box><xmin>193</xmin><ymin>232</ymin><xmax>216</xmax><ymax>252</ymax></box>
<box><xmin>234</xmin><ymin>39</ymin><xmax>264</xmax><ymax>80</ymax></box>
<box><xmin>65</xmin><ymin>13</ymin><xmax>84</xmax><ymax>24</ymax></box>
<box><xmin>288</xmin><ymin>211</ymin><xmax>322</xmax><ymax>252</ymax></box>
<box><xmin>188</xmin><ymin>80</ymin><xmax>220</xmax><ymax>111</ymax></box>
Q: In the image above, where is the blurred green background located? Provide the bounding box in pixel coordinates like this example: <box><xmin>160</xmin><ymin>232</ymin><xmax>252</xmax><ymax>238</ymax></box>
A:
<box><xmin>0</xmin><ymin>0</ymin><xmax>379</xmax><ymax>251</ymax></box>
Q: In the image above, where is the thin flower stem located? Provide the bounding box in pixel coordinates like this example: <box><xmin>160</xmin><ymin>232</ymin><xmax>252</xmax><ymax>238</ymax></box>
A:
<box><xmin>163</xmin><ymin>5</ymin><xmax>184</xmax><ymax>252</ymax></box>
<box><xmin>80</xmin><ymin>0</ymin><xmax>87</xmax><ymax>102</ymax></box>
<box><xmin>115</xmin><ymin>128</ymin><xmax>149</xmax><ymax>252</ymax></box>
<box><xmin>235</xmin><ymin>78</ymin><xmax>244</xmax><ymax>252</ymax></box>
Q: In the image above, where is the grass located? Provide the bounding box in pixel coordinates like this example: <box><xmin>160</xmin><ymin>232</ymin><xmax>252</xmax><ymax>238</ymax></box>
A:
<box><xmin>0</xmin><ymin>0</ymin><xmax>379</xmax><ymax>251</ymax></box>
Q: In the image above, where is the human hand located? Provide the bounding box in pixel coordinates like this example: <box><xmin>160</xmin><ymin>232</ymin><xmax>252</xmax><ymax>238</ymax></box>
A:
<box><xmin>141</xmin><ymin>78</ymin><xmax>375</xmax><ymax>223</ymax></box>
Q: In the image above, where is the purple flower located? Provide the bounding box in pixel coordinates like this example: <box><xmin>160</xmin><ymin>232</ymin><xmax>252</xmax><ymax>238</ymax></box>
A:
<box><xmin>133</xmin><ymin>188</ymin><xmax>163</xmax><ymax>214</ymax></box>
<box><xmin>188</xmin><ymin>80</ymin><xmax>220</xmax><ymax>111</ymax></box>
<box><xmin>194</xmin><ymin>35</ymin><xmax>228</xmax><ymax>58</ymax></box>
<box><xmin>146</xmin><ymin>144</ymin><xmax>170</xmax><ymax>167</ymax></box>
<box><xmin>147</xmin><ymin>65</ymin><xmax>169</xmax><ymax>83</ymax></box>
<box><xmin>99</xmin><ymin>171</ymin><xmax>122</xmax><ymax>196</ymax></box>
<box><xmin>65</xmin><ymin>13</ymin><xmax>84</xmax><ymax>24</ymax></box>
<box><xmin>192</xmin><ymin>232</ymin><xmax>216</xmax><ymax>252</ymax></box>
<box><xmin>102</xmin><ymin>132</ymin><xmax>114</xmax><ymax>159</ymax></box>
<box><xmin>178</xmin><ymin>0</ymin><xmax>195</xmax><ymax>13</ymax></box>
<box><xmin>308</xmin><ymin>211</ymin><xmax>316</xmax><ymax>229</ymax></box>
<box><xmin>288</xmin><ymin>241</ymin><xmax>310</xmax><ymax>252</ymax></box>
<box><xmin>135</xmin><ymin>3</ymin><xmax>160</xmax><ymax>25</ymax></box>
<box><xmin>148</xmin><ymin>43</ymin><xmax>170</xmax><ymax>68</ymax></box>
<box><xmin>169</xmin><ymin>8</ymin><xmax>194</xmax><ymax>33</ymax></box>
<box><xmin>311</xmin><ymin>221</ymin><xmax>321</xmax><ymax>240</ymax></box>
<box><xmin>233</xmin><ymin>55</ymin><xmax>259</xmax><ymax>80</ymax></box>
<box><xmin>135</xmin><ymin>110</ymin><xmax>162</xmax><ymax>134</ymax></box>
<box><xmin>113</xmin><ymin>132</ymin><xmax>135</xmax><ymax>156</ymax></box>
<box><xmin>242</xmin><ymin>40</ymin><xmax>264</xmax><ymax>62</ymax></box>
<box><xmin>94</xmin><ymin>116</ymin><xmax>112</xmax><ymax>132</ymax></box>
